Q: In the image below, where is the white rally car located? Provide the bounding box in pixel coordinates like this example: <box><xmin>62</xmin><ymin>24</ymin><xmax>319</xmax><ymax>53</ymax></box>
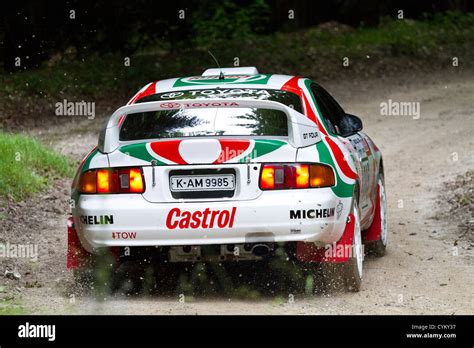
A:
<box><xmin>67</xmin><ymin>67</ymin><xmax>387</xmax><ymax>291</ymax></box>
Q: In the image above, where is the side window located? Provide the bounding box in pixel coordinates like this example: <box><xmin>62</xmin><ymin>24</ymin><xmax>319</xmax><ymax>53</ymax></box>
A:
<box><xmin>310</xmin><ymin>84</ymin><xmax>337</xmax><ymax>134</ymax></box>
<box><xmin>311</xmin><ymin>83</ymin><xmax>347</xmax><ymax>135</ymax></box>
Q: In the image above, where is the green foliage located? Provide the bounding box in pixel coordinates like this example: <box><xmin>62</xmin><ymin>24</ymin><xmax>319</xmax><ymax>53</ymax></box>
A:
<box><xmin>1</xmin><ymin>54</ymin><xmax>133</xmax><ymax>98</ymax></box>
<box><xmin>0</xmin><ymin>12</ymin><xmax>473</xmax><ymax>102</ymax></box>
<box><xmin>192</xmin><ymin>0</ymin><xmax>270</xmax><ymax>48</ymax></box>
<box><xmin>0</xmin><ymin>132</ymin><xmax>74</xmax><ymax>200</ymax></box>
<box><xmin>0</xmin><ymin>299</ymin><xmax>27</xmax><ymax>315</ymax></box>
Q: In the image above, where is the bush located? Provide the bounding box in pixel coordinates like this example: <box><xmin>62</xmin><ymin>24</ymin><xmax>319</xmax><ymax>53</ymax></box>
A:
<box><xmin>192</xmin><ymin>0</ymin><xmax>270</xmax><ymax>48</ymax></box>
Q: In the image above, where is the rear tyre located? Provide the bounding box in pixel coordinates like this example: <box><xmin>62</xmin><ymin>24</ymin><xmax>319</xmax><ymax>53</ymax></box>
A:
<box><xmin>317</xmin><ymin>200</ymin><xmax>363</xmax><ymax>292</ymax></box>
<box><xmin>342</xmin><ymin>199</ymin><xmax>363</xmax><ymax>292</ymax></box>
<box><xmin>366</xmin><ymin>174</ymin><xmax>388</xmax><ymax>257</ymax></box>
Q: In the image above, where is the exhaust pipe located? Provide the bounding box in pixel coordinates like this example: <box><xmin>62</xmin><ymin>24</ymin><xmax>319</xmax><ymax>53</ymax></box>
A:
<box><xmin>251</xmin><ymin>244</ymin><xmax>271</xmax><ymax>257</ymax></box>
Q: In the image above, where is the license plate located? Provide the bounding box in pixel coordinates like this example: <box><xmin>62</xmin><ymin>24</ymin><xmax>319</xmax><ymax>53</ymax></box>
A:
<box><xmin>170</xmin><ymin>174</ymin><xmax>235</xmax><ymax>192</ymax></box>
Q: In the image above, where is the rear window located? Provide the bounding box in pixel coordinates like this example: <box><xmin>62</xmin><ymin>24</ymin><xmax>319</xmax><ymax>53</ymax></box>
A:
<box><xmin>119</xmin><ymin>108</ymin><xmax>288</xmax><ymax>141</ymax></box>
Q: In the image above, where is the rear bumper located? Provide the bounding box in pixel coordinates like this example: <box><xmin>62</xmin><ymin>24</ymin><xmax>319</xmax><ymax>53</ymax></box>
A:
<box><xmin>72</xmin><ymin>189</ymin><xmax>351</xmax><ymax>254</ymax></box>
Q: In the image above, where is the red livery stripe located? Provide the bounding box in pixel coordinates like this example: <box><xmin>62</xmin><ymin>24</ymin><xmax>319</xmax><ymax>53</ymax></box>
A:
<box><xmin>281</xmin><ymin>76</ymin><xmax>302</xmax><ymax>96</ymax></box>
<box><xmin>150</xmin><ymin>140</ymin><xmax>186</xmax><ymax>164</ymax></box>
<box><xmin>302</xmin><ymin>93</ymin><xmax>323</xmax><ymax>129</ymax></box>
<box><xmin>325</xmin><ymin>136</ymin><xmax>357</xmax><ymax>180</ymax></box>
<box><xmin>214</xmin><ymin>139</ymin><xmax>251</xmax><ymax>163</ymax></box>
<box><xmin>128</xmin><ymin>81</ymin><xmax>158</xmax><ymax>105</ymax></box>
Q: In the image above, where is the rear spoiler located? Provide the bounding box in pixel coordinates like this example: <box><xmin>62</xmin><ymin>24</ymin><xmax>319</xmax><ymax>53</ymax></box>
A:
<box><xmin>98</xmin><ymin>99</ymin><xmax>322</xmax><ymax>153</ymax></box>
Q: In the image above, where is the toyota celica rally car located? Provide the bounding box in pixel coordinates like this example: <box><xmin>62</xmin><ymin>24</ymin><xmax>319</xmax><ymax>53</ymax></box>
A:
<box><xmin>67</xmin><ymin>67</ymin><xmax>387</xmax><ymax>291</ymax></box>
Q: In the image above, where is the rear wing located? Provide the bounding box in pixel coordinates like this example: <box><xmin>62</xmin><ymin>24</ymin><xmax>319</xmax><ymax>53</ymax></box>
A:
<box><xmin>98</xmin><ymin>99</ymin><xmax>322</xmax><ymax>153</ymax></box>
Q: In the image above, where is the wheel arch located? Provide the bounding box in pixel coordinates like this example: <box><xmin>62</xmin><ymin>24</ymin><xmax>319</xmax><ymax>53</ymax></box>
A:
<box><xmin>353</xmin><ymin>179</ymin><xmax>361</xmax><ymax>207</ymax></box>
<box><xmin>378</xmin><ymin>157</ymin><xmax>385</xmax><ymax>181</ymax></box>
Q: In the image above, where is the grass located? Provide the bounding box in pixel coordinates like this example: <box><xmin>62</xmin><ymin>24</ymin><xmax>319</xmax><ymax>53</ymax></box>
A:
<box><xmin>0</xmin><ymin>131</ymin><xmax>74</xmax><ymax>200</ymax></box>
<box><xmin>0</xmin><ymin>299</ymin><xmax>27</xmax><ymax>315</ymax></box>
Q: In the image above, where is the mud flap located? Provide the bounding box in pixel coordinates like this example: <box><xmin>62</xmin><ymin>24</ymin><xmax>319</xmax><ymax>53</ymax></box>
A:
<box><xmin>362</xmin><ymin>184</ymin><xmax>381</xmax><ymax>243</ymax></box>
<box><xmin>67</xmin><ymin>216</ymin><xmax>91</xmax><ymax>270</ymax></box>
<box><xmin>296</xmin><ymin>213</ymin><xmax>355</xmax><ymax>263</ymax></box>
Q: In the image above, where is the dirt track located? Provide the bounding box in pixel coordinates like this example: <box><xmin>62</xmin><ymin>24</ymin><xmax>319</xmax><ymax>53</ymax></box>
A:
<box><xmin>2</xmin><ymin>68</ymin><xmax>473</xmax><ymax>314</ymax></box>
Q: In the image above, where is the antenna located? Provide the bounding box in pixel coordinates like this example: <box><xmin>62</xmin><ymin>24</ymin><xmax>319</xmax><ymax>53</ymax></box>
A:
<box><xmin>208</xmin><ymin>50</ymin><xmax>225</xmax><ymax>80</ymax></box>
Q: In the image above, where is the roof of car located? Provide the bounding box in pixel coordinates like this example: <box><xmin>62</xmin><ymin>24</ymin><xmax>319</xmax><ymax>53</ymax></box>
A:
<box><xmin>128</xmin><ymin>73</ymin><xmax>303</xmax><ymax>104</ymax></box>
<box><xmin>156</xmin><ymin>74</ymin><xmax>298</xmax><ymax>91</ymax></box>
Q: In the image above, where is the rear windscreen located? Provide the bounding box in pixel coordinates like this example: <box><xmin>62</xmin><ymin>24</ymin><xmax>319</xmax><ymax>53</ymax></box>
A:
<box><xmin>119</xmin><ymin>108</ymin><xmax>288</xmax><ymax>141</ymax></box>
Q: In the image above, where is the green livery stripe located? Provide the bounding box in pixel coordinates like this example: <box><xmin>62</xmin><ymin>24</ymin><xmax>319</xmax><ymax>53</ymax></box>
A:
<box><xmin>239</xmin><ymin>139</ymin><xmax>287</xmax><ymax>163</ymax></box>
<box><xmin>316</xmin><ymin>141</ymin><xmax>354</xmax><ymax>198</ymax></box>
<box><xmin>119</xmin><ymin>143</ymin><xmax>165</xmax><ymax>164</ymax></box>
<box><xmin>81</xmin><ymin>148</ymin><xmax>98</xmax><ymax>173</ymax></box>
<box><xmin>173</xmin><ymin>74</ymin><xmax>271</xmax><ymax>87</ymax></box>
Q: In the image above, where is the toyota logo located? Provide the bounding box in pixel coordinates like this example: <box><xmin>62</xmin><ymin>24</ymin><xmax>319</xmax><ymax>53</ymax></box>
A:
<box><xmin>160</xmin><ymin>102</ymin><xmax>181</xmax><ymax>109</ymax></box>
<box><xmin>160</xmin><ymin>92</ymin><xmax>184</xmax><ymax>99</ymax></box>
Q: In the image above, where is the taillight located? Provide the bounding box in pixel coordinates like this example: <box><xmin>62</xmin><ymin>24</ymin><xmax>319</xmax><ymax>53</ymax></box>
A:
<box><xmin>78</xmin><ymin>168</ymin><xmax>144</xmax><ymax>194</ymax></box>
<box><xmin>260</xmin><ymin>166</ymin><xmax>277</xmax><ymax>189</ymax></box>
<box><xmin>309</xmin><ymin>164</ymin><xmax>336</xmax><ymax>188</ymax></box>
<box><xmin>128</xmin><ymin>168</ymin><xmax>144</xmax><ymax>193</ymax></box>
<box><xmin>259</xmin><ymin>163</ymin><xmax>335</xmax><ymax>190</ymax></box>
<box><xmin>97</xmin><ymin>169</ymin><xmax>115</xmax><ymax>193</ymax></box>
<box><xmin>79</xmin><ymin>170</ymin><xmax>97</xmax><ymax>193</ymax></box>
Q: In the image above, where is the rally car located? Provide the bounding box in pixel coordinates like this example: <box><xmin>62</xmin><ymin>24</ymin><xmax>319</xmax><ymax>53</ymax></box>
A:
<box><xmin>67</xmin><ymin>67</ymin><xmax>387</xmax><ymax>291</ymax></box>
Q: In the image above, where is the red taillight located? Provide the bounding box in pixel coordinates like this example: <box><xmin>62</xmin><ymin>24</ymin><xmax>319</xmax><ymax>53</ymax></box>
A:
<box><xmin>97</xmin><ymin>169</ymin><xmax>116</xmax><ymax>193</ymax></box>
<box><xmin>128</xmin><ymin>168</ymin><xmax>144</xmax><ymax>193</ymax></box>
<box><xmin>260</xmin><ymin>166</ymin><xmax>276</xmax><ymax>189</ymax></box>
<box><xmin>259</xmin><ymin>163</ymin><xmax>334</xmax><ymax>190</ymax></box>
<box><xmin>296</xmin><ymin>165</ymin><xmax>310</xmax><ymax>188</ymax></box>
<box><xmin>78</xmin><ymin>168</ymin><xmax>144</xmax><ymax>194</ymax></box>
